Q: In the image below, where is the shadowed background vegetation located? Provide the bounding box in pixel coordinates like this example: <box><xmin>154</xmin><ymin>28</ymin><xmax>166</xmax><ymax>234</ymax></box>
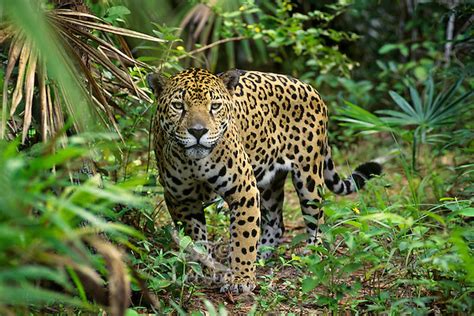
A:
<box><xmin>0</xmin><ymin>0</ymin><xmax>472</xmax><ymax>314</ymax></box>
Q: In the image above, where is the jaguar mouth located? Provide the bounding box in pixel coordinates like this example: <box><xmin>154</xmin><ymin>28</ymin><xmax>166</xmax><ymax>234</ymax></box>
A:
<box><xmin>185</xmin><ymin>144</ymin><xmax>213</xmax><ymax>150</ymax></box>
<box><xmin>184</xmin><ymin>143</ymin><xmax>215</xmax><ymax>159</ymax></box>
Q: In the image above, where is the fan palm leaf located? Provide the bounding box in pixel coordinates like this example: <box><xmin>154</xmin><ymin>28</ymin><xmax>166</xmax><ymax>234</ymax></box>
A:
<box><xmin>380</xmin><ymin>76</ymin><xmax>473</xmax><ymax>134</ymax></box>
<box><xmin>1</xmin><ymin>2</ymin><xmax>165</xmax><ymax>144</ymax></box>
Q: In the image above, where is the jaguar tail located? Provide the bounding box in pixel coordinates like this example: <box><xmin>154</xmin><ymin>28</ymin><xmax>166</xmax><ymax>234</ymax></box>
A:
<box><xmin>323</xmin><ymin>146</ymin><xmax>382</xmax><ymax>195</ymax></box>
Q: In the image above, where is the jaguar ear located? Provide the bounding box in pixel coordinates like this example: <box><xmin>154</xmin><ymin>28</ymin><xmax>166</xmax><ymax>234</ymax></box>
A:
<box><xmin>146</xmin><ymin>72</ymin><xmax>168</xmax><ymax>97</ymax></box>
<box><xmin>218</xmin><ymin>69</ymin><xmax>240</xmax><ymax>94</ymax></box>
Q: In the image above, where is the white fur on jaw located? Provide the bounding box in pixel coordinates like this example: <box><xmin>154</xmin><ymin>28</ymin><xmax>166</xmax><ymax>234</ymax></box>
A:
<box><xmin>186</xmin><ymin>147</ymin><xmax>212</xmax><ymax>159</ymax></box>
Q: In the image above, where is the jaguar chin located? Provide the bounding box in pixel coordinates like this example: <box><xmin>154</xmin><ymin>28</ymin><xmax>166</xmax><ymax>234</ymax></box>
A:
<box><xmin>185</xmin><ymin>144</ymin><xmax>214</xmax><ymax>159</ymax></box>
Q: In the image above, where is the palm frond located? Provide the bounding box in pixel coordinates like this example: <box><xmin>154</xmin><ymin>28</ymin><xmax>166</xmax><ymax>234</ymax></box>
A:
<box><xmin>336</xmin><ymin>101</ymin><xmax>393</xmax><ymax>134</ymax></box>
<box><xmin>409</xmin><ymin>85</ymin><xmax>423</xmax><ymax>116</ymax></box>
<box><xmin>1</xmin><ymin>6</ymin><xmax>165</xmax><ymax>144</ymax></box>
<box><xmin>388</xmin><ymin>91</ymin><xmax>420</xmax><ymax>120</ymax></box>
<box><xmin>54</xmin><ymin>9</ymin><xmax>165</xmax><ymax>43</ymax></box>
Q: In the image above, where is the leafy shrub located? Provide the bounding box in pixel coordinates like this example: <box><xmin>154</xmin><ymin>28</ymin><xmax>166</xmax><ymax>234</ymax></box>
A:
<box><xmin>0</xmin><ymin>136</ymin><xmax>143</xmax><ymax>312</ymax></box>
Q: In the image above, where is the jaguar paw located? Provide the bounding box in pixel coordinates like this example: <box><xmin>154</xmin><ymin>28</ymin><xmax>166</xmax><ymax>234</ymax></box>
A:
<box><xmin>219</xmin><ymin>275</ymin><xmax>256</xmax><ymax>294</ymax></box>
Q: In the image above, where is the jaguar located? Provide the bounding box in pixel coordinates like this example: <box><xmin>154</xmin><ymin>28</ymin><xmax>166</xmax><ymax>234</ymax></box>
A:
<box><xmin>147</xmin><ymin>68</ymin><xmax>381</xmax><ymax>294</ymax></box>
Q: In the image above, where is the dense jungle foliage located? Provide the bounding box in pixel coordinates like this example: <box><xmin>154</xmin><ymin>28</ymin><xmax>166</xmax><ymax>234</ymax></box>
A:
<box><xmin>0</xmin><ymin>0</ymin><xmax>473</xmax><ymax>314</ymax></box>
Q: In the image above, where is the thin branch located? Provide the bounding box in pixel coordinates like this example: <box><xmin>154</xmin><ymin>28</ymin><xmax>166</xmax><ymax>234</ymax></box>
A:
<box><xmin>177</xmin><ymin>36</ymin><xmax>247</xmax><ymax>60</ymax></box>
<box><xmin>444</xmin><ymin>0</ymin><xmax>459</xmax><ymax>65</ymax></box>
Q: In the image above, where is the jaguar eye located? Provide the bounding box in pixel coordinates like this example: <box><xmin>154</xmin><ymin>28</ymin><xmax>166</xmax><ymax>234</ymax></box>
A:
<box><xmin>211</xmin><ymin>102</ymin><xmax>222</xmax><ymax>111</ymax></box>
<box><xmin>171</xmin><ymin>101</ymin><xmax>184</xmax><ymax>111</ymax></box>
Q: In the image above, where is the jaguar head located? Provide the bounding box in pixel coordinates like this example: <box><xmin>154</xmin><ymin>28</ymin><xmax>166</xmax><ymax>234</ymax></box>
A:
<box><xmin>147</xmin><ymin>68</ymin><xmax>240</xmax><ymax>159</ymax></box>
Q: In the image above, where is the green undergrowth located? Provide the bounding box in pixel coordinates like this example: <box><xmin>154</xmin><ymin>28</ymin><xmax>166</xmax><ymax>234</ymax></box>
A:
<box><xmin>124</xmin><ymin>137</ymin><xmax>473</xmax><ymax>315</ymax></box>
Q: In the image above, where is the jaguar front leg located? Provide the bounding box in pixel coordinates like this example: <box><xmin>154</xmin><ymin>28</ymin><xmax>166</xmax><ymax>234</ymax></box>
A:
<box><xmin>221</xmin><ymin>186</ymin><xmax>260</xmax><ymax>293</ymax></box>
<box><xmin>212</xmin><ymin>157</ymin><xmax>261</xmax><ymax>294</ymax></box>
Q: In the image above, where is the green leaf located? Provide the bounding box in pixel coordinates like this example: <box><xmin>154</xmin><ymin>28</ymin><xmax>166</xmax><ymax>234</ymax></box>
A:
<box><xmin>0</xmin><ymin>266</ymin><xmax>71</xmax><ymax>290</ymax></box>
<box><xmin>29</xmin><ymin>147</ymin><xmax>86</xmax><ymax>170</ymax></box>
<box><xmin>400</xmin><ymin>45</ymin><xmax>409</xmax><ymax>57</ymax></box>
<box><xmin>455</xmin><ymin>207</ymin><xmax>474</xmax><ymax>217</ymax></box>
<box><xmin>360</xmin><ymin>213</ymin><xmax>412</xmax><ymax>228</ymax></box>
<box><xmin>421</xmin><ymin>211</ymin><xmax>446</xmax><ymax>225</ymax></box>
<box><xmin>336</xmin><ymin>101</ymin><xmax>392</xmax><ymax>134</ymax></box>
<box><xmin>203</xmin><ymin>299</ymin><xmax>218</xmax><ymax>315</ymax></box>
<box><xmin>106</xmin><ymin>6</ymin><xmax>131</xmax><ymax>18</ymax></box>
<box><xmin>291</xmin><ymin>233</ymin><xmax>309</xmax><ymax>247</ymax></box>
<box><xmin>378</xmin><ymin>43</ymin><xmax>398</xmax><ymax>54</ymax></box>
<box><xmin>414</xmin><ymin>66</ymin><xmax>428</xmax><ymax>81</ymax></box>
<box><xmin>179</xmin><ymin>236</ymin><xmax>193</xmax><ymax>250</ymax></box>
<box><xmin>389</xmin><ymin>91</ymin><xmax>419</xmax><ymax>119</ymax></box>
<box><xmin>0</xmin><ymin>285</ymin><xmax>89</xmax><ymax>307</ymax></box>
<box><xmin>125</xmin><ymin>309</ymin><xmax>140</xmax><ymax>316</ymax></box>
<box><xmin>377</xmin><ymin>109</ymin><xmax>414</xmax><ymax>121</ymax></box>
<box><xmin>341</xmin><ymin>262</ymin><xmax>362</xmax><ymax>274</ymax></box>
<box><xmin>301</xmin><ymin>276</ymin><xmax>319</xmax><ymax>293</ymax></box>
<box><xmin>303</xmin><ymin>215</ymin><xmax>319</xmax><ymax>225</ymax></box>
<box><xmin>409</xmin><ymin>86</ymin><xmax>423</xmax><ymax>117</ymax></box>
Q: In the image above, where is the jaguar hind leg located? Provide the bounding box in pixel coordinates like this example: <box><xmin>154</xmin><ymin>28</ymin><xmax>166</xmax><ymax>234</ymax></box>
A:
<box><xmin>258</xmin><ymin>171</ymin><xmax>287</xmax><ymax>259</ymax></box>
<box><xmin>292</xmin><ymin>159</ymin><xmax>325</xmax><ymax>246</ymax></box>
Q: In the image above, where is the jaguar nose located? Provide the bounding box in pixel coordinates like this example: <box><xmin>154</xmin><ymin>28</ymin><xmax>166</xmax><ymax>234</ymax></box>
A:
<box><xmin>188</xmin><ymin>127</ymin><xmax>209</xmax><ymax>140</ymax></box>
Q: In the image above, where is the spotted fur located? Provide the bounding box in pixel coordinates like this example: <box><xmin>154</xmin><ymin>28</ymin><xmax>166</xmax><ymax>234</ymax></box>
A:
<box><xmin>147</xmin><ymin>68</ymin><xmax>381</xmax><ymax>294</ymax></box>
